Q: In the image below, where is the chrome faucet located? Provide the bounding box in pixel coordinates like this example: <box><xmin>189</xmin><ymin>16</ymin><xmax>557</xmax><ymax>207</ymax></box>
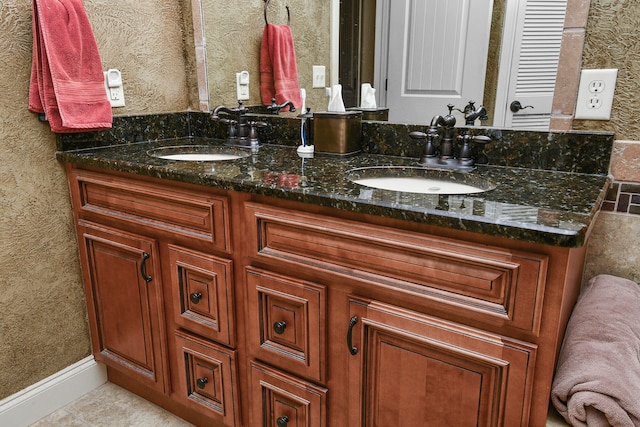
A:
<box><xmin>266</xmin><ymin>98</ymin><xmax>296</xmax><ymax>115</ymax></box>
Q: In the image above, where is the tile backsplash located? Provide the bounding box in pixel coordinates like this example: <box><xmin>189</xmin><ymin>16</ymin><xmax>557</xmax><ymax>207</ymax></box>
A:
<box><xmin>603</xmin><ymin>182</ymin><xmax>640</xmax><ymax>215</ymax></box>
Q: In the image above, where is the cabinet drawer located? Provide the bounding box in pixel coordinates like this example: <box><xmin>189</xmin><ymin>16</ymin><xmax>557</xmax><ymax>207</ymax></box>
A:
<box><xmin>174</xmin><ymin>331</ymin><xmax>240</xmax><ymax>426</ymax></box>
<box><xmin>69</xmin><ymin>168</ymin><xmax>230</xmax><ymax>252</ymax></box>
<box><xmin>250</xmin><ymin>361</ymin><xmax>327</xmax><ymax>427</ymax></box>
<box><xmin>245</xmin><ymin>203</ymin><xmax>548</xmax><ymax>335</ymax></box>
<box><xmin>246</xmin><ymin>268</ymin><xmax>326</xmax><ymax>383</ymax></box>
<box><xmin>168</xmin><ymin>245</ymin><xmax>234</xmax><ymax>346</ymax></box>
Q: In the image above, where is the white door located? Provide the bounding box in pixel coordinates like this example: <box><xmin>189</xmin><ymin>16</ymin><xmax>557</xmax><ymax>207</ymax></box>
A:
<box><xmin>494</xmin><ymin>0</ymin><xmax>567</xmax><ymax>129</ymax></box>
<box><xmin>378</xmin><ymin>0</ymin><xmax>494</xmax><ymax>124</ymax></box>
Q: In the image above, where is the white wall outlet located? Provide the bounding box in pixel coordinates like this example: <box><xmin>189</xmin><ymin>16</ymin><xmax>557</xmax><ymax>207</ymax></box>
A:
<box><xmin>574</xmin><ymin>69</ymin><xmax>617</xmax><ymax>120</ymax></box>
<box><xmin>103</xmin><ymin>69</ymin><xmax>125</xmax><ymax>107</ymax></box>
<box><xmin>236</xmin><ymin>71</ymin><xmax>250</xmax><ymax>101</ymax></box>
<box><xmin>312</xmin><ymin>65</ymin><xmax>326</xmax><ymax>88</ymax></box>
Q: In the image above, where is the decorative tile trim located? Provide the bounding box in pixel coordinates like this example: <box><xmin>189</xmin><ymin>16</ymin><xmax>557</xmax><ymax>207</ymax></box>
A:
<box><xmin>601</xmin><ymin>181</ymin><xmax>640</xmax><ymax>215</ymax></box>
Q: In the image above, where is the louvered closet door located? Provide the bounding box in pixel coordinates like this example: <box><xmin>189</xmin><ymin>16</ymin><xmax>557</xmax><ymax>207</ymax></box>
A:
<box><xmin>498</xmin><ymin>0</ymin><xmax>568</xmax><ymax>129</ymax></box>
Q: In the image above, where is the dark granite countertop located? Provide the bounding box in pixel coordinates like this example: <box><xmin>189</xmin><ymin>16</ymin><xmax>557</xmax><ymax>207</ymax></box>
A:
<box><xmin>57</xmin><ymin>137</ymin><xmax>610</xmax><ymax>248</ymax></box>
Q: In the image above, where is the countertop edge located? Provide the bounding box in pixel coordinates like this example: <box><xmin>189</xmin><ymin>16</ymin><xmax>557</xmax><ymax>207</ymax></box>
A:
<box><xmin>56</xmin><ymin>149</ymin><xmax>608</xmax><ymax>249</ymax></box>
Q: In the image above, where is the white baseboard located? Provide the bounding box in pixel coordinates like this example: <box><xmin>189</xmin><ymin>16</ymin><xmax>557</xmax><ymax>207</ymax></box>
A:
<box><xmin>0</xmin><ymin>356</ymin><xmax>107</xmax><ymax>427</ymax></box>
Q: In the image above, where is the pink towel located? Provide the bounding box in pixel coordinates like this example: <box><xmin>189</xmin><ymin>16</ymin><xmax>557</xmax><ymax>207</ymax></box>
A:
<box><xmin>260</xmin><ymin>23</ymin><xmax>302</xmax><ymax>109</ymax></box>
<box><xmin>551</xmin><ymin>274</ymin><xmax>640</xmax><ymax>427</ymax></box>
<box><xmin>29</xmin><ymin>0</ymin><xmax>112</xmax><ymax>133</ymax></box>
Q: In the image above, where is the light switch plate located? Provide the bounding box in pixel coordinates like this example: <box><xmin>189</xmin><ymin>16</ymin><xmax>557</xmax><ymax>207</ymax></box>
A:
<box><xmin>574</xmin><ymin>69</ymin><xmax>617</xmax><ymax>120</ymax></box>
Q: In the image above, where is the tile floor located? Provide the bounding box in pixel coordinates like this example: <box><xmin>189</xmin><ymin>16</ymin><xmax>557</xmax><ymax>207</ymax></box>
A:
<box><xmin>29</xmin><ymin>381</ymin><xmax>570</xmax><ymax>426</ymax></box>
<box><xmin>28</xmin><ymin>383</ymin><xmax>193</xmax><ymax>427</ymax></box>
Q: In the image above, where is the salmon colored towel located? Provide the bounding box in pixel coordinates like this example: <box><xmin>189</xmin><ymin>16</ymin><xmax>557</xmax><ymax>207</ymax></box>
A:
<box><xmin>29</xmin><ymin>0</ymin><xmax>112</xmax><ymax>133</ymax></box>
<box><xmin>551</xmin><ymin>274</ymin><xmax>640</xmax><ymax>426</ymax></box>
<box><xmin>260</xmin><ymin>23</ymin><xmax>302</xmax><ymax>109</ymax></box>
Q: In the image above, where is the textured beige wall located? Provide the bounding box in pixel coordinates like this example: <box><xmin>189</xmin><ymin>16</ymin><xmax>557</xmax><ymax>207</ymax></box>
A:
<box><xmin>573</xmin><ymin>0</ymin><xmax>640</xmax><ymax>140</ymax></box>
<box><xmin>578</xmin><ymin>0</ymin><xmax>640</xmax><ymax>285</ymax></box>
<box><xmin>203</xmin><ymin>0</ymin><xmax>331</xmax><ymax>112</ymax></box>
<box><xmin>0</xmin><ymin>0</ymin><xmax>195</xmax><ymax>399</ymax></box>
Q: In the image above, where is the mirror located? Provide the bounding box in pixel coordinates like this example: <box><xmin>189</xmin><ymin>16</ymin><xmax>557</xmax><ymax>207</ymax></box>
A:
<box><xmin>195</xmin><ymin>0</ymin><xmax>575</xmax><ymax>129</ymax></box>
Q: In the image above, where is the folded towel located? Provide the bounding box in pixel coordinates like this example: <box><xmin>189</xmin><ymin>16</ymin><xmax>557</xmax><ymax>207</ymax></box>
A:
<box><xmin>260</xmin><ymin>23</ymin><xmax>302</xmax><ymax>109</ymax></box>
<box><xmin>29</xmin><ymin>0</ymin><xmax>112</xmax><ymax>133</ymax></box>
<box><xmin>551</xmin><ymin>274</ymin><xmax>640</xmax><ymax>427</ymax></box>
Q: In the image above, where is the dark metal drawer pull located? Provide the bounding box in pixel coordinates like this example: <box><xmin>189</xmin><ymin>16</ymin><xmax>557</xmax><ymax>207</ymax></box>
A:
<box><xmin>140</xmin><ymin>253</ymin><xmax>152</xmax><ymax>283</ymax></box>
<box><xmin>347</xmin><ymin>316</ymin><xmax>358</xmax><ymax>355</ymax></box>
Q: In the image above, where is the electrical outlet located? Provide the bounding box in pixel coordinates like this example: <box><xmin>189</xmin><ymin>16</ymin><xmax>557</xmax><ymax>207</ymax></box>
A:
<box><xmin>312</xmin><ymin>65</ymin><xmax>326</xmax><ymax>88</ymax></box>
<box><xmin>587</xmin><ymin>97</ymin><xmax>602</xmax><ymax>109</ymax></box>
<box><xmin>103</xmin><ymin>69</ymin><xmax>125</xmax><ymax>107</ymax></box>
<box><xmin>236</xmin><ymin>71</ymin><xmax>250</xmax><ymax>101</ymax></box>
<box><xmin>589</xmin><ymin>80</ymin><xmax>605</xmax><ymax>93</ymax></box>
<box><xmin>574</xmin><ymin>69</ymin><xmax>617</xmax><ymax>120</ymax></box>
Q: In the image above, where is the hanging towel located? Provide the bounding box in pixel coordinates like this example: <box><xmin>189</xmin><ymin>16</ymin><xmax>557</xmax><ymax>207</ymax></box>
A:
<box><xmin>260</xmin><ymin>23</ymin><xmax>302</xmax><ymax>109</ymax></box>
<box><xmin>29</xmin><ymin>0</ymin><xmax>112</xmax><ymax>133</ymax></box>
<box><xmin>551</xmin><ymin>274</ymin><xmax>640</xmax><ymax>427</ymax></box>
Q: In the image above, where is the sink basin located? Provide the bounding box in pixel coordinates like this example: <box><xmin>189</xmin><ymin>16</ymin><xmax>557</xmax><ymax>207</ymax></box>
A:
<box><xmin>147</xmin><ymin>145</ymin><xmax>250</xmax><ymax>161</ymax></box>
<box><xmin>347</xmin><ymin>166</ymin><xmax>495</xmax><ymax>195</ymax></box>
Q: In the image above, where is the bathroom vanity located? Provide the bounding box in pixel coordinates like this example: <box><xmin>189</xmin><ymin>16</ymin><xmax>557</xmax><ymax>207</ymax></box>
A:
<box><xmin>58</xmin><ymin>119</ymin><xmax>611</xmax><ymax>427</ymax></box>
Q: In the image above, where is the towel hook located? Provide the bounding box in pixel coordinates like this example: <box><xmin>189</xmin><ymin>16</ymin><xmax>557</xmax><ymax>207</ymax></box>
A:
<box><xmin>264</xmin><ymin>0</ymin><xmax>290</xmax><ymax>26</ymax></box>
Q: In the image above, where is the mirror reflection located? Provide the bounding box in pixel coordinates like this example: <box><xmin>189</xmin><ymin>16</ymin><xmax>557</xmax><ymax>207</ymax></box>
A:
<box><xmin>198</xmin><ymin>0</ymin><xmax>570</xmax><ymax>130</ymax></box>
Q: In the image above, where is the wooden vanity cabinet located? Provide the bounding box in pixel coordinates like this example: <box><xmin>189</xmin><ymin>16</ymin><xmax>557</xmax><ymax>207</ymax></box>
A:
<box><xmin>67</xmin><ymin>165</ymin><xmax>241</xmax><ymax>427</ymax></box>
<box><xmin>67</xmin><ymin>165</ymin><xmax>586</xmax><ymax>427</ymax></box>
<box><xmin>243</xmin><ymin>200</ymin><xmax>586</xmax><ymax>427</ymax></box>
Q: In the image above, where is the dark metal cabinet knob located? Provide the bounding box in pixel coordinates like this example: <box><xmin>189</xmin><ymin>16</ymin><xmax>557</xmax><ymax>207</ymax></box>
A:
<box><xmin>190</xmin><ymin>292</ymin><xmax>203</xmax><ymax>304</ymax></box>
<box><xmin>277</xmin><ymin>416</ymin><xmax>289</xmax><ymax>427</ymax></box>
<box><xmin>273</xmin><ymin>321</ymin><xmax>287</xmax><ymax>334</ymax></box>
<box><xmin>196</xmin><ymin>377</ymin><xmax>208</xmax><ymax>389</ymax></box>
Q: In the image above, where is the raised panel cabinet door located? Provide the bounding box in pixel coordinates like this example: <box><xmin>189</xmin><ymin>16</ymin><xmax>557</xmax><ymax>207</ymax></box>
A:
<box><xmin>77</xmin><ymin>220</ymin><xmax>167</xmax><ymax>393</ymax></box>
<box><xmin>347</xmin><ymin>298</ymin><xmax>538</xmax><ymax>427</ymax></box>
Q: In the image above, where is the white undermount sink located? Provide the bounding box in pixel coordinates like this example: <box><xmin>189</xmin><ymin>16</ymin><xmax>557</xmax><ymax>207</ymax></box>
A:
<box><xmin>147</xmin><ymin>145</ymin><xmax>250</xmax><ymax>161</ymax></box>
<box><xmin>347</xmin><ymin>166</ymin><xmax>495</xmax><ymax>195</ymax></box>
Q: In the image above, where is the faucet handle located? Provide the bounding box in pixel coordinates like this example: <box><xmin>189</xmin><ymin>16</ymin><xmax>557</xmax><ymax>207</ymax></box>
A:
<box><xmin>457</xmin><ymin>134</ymin><xmax>491</xmax><ymax>166</ymax></box>
<box><xmin>410</xmin><ymin>131</ymin><xmax>439</xmax><ymax>165</ymax></box>
<box><xmin>247</xmin><ymin>120</ymin><xmax>267</xmax><ymax>147</ymax></box>
<box><xmin>409</xmin><ymin>131</ymin><xmax>427</xmax><ymax>140</ymax></box>
<box><xmin>471</xmin><ymin>135</ymin><xmax>491</xmax><ymax>144</ymax></box>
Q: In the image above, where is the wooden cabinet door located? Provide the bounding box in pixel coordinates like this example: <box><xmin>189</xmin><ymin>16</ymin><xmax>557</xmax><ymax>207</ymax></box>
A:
<box><xmin>77</xmin><ymin>220</ymin><xmax>167</xmax><ymax>393</ymax></box>
<box><xmin>347</xmin><ymin>298</ymin><xmax>537</xmax><ymax>427</ymax></box>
